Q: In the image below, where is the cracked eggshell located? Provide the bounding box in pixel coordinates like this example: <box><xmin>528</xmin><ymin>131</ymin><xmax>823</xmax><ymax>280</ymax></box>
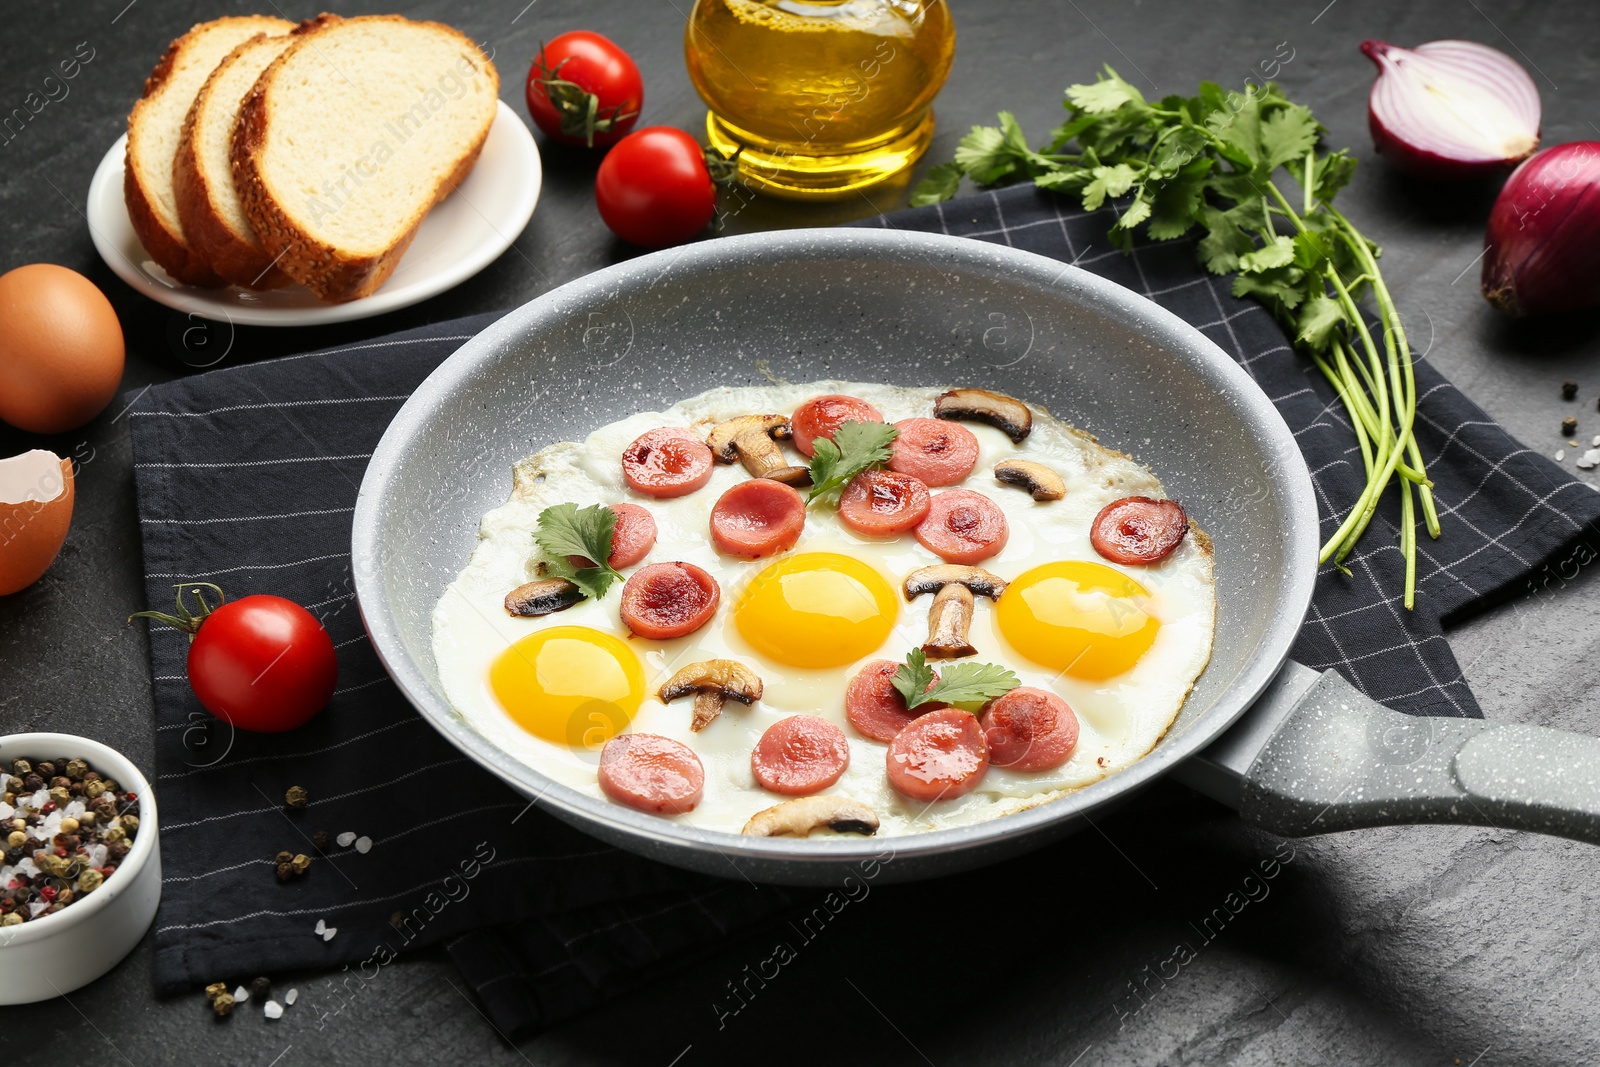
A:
<box><xmin>0</xmin><ymin>450</ymin><xmax>75</xmax><ymax>595</ymax></box>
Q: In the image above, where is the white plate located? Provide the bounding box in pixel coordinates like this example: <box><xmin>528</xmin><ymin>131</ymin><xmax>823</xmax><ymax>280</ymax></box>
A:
<box><xmin>85</xmin><ymin>100</ymin><xmax>540</xmax><ymax>326</ymax></box>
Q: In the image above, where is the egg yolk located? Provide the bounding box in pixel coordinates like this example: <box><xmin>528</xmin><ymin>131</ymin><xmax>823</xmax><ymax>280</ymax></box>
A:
<box><xmin>733</xmin><ymin>552</ymin><xmax>897</xmax><ymax>668</ymax></box>
<box><xmin>996</xmin><ymin>561</ymin><xmax>1160</xmax><ymax>680</ymax></box>
<box><xmin>488</xmin><ymin>626</ymin><xmax>645</xmax><ymax>748</ymax></box>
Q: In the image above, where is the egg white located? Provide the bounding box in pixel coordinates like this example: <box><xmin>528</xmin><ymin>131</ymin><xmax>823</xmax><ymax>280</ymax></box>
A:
<box><xmin>431</xmin><ymin>381</ymin><xmax>1215</xmax><ymax>837</ymax></box>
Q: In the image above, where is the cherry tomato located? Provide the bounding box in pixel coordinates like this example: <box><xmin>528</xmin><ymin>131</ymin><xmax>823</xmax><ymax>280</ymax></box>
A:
<box><xmin>525</xmin><ymin>31</ymin><xmax>644</xmax><ymax>148</ymax></box>
<box><xmin>595</xmin><ymin>127</ymin><xmax>716</xmax><ymax>248</ymax></box>
<box><xmin>136</xmin><ymin>585</ymin><xmax>338</xmax><ymax>733</ymax></box>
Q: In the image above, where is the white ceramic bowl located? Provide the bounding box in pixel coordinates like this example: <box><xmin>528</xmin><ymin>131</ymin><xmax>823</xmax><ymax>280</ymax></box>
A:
<box><xmin>0</xmin><ymin>733</ymin><xmax>160</xmax><ymax>1004</ymax></box>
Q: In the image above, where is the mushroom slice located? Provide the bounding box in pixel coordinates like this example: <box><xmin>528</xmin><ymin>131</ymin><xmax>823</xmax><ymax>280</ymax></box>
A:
<box><xmin>902</xmin><ymin>564</ymin><xmax>1008</xmax><ymax>601</ymax></box>
<box><xmin>741</xmin><ymin>796</ymin><xmax>879</xmax><ymax>838</ymax></box>
<box><xmin>705</xmin><ymin>414</ymin><xmax>810</xmax><ymax>486</ymax></box>
<box><xmin>505</xmin><ymin>577</ymin><xmax>583</xmax><ymax>617</ymax></box>
<box><xmin>659</xmin><ymin>658</ymin><xmax>764</xmax><ymax>731</ymax></box>
<box><xmin>903</xmin><ymin>565</ymin><xmax>1008</xmax><ymax>659</ymax></box>
<box><xmin>934</xmin><ymin>388</ymin><xmax>1033</xmax><ymax>443</ymax></box>
<box><xmin>993</xmin><ymin>459</ymin><xmax>1066</xmax><ymax>501</ymax></box>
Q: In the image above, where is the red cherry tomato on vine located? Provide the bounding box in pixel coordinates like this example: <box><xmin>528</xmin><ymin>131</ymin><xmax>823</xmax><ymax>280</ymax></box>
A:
<box><xmin>595</xmin><ymin>127</ymin><xmax>717</xmax><ymax>248</ymax></box>
<box><xmin>134</xmin><ymin>584</ymin><xmax>337</xmax><ymax>733</ymax></box>
<box><xmin>525</xmin><ymin>32</ymin><xmax>643</xmax><ymax>148</ymax></box>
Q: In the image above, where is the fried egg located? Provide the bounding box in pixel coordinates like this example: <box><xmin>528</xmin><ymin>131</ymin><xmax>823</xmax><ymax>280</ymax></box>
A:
<box><xmin>431</xmin><ymin>381</ymin><xmax>1215</xmax><ymax>837</ymax></box>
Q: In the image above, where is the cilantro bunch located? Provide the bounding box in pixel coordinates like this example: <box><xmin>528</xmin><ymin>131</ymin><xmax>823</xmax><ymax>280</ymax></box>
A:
<box><xmin>914</xmin><ymin>68</ymin><xmax>1440</xmax><ymax>608</ymax></box>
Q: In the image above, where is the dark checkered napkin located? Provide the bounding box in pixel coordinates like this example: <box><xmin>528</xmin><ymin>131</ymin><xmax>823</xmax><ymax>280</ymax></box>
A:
<box><xmin>128</xmin><ymin>184</ymin><xmax>1600</xmax><ymax>1038</ymax></box>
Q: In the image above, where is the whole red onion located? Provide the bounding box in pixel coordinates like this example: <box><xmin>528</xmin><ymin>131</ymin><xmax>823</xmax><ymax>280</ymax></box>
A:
<box><xmin>1482</xmin><ymin>142</ymin><xmax>1600</xmax><ymax>316</ymax></box>
<box><xmin>1361</xmin><ymin>39</ymin><xmax>1540</xmax><ymax>180</ymax></box>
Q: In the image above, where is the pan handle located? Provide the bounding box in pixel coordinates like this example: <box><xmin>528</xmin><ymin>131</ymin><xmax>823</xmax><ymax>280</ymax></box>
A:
<box><xmin>1176</xmin><ymin>662</ymin><xmax>1600</xmax><ymax>845</ymax></box>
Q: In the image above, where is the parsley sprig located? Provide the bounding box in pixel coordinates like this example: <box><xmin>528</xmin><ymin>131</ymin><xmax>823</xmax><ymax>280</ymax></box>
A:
<box><xmin>534</xmin><ymin>503</ymin><xmax>623</xmax><ymax>601</ymax></box>
<box><xmin>806</xmin><ymin>420</ymin><xmax>898</xmax><ymax>505</ymax></box>
<box><xmin>891</xmin><ymin>648</ymin><xmax>1019</xmax><ymax>712</ymax></box>
<box><xmin>913</xmin><ymin>68</ymin><xmax>1440</xmax><ymax>608</ymax></box>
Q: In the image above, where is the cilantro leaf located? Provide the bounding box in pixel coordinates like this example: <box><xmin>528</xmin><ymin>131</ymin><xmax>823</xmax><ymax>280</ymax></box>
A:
<box><xmin>1067</xmin><ymin>66</ymin><xmax>1146</xmax><ymax>114</ymax></box>
<box><xmin>1146</xmin><ymin>159</ymin><xmax>1211</xmax><ymax>239</ymax></box>
<box><xmin>1294</xmin><ymin>291</ymin><xmax>1346</xmax><ymax>352</ymax></box>
<box><xmin>1259</xmin><ymin>102</ymin><xmax>1321</xmax><ymax>171</ymax></box>
<box><xmin>1114</xmin><ymin>193</ymin><xmax>1153</xmax><ymax>232</ymax></box>
<box><xmin>1231</xmin><ymin>266</ymin><xmax>1305</xmax><ymax>313</ymax></box>
<box><xmin>535</xmin><ymin>503</ymin><xmax>623</xmax><ymax>601</ymax></box>
<box><xmin>1238</xmin><ymin>234</ymin><xmax>1296</xmax><ymax>272</ymax></box>
<box><xmin>1196</xmin><ymin>205</ymin><xmax>1257</xmax><ymax>274</ymax></box>
<box><xmin>911</xmin><ymin>162</ymin><xmax>964</xmax><ymax>206</ymax></box>
<box><xmin>1311</xmin><ymin>149</ymin><xmax>1357</xmax><ymax>203</ymax></box>
<box><xmin>891</xmin><ymin>648</ymin><xmax>1021</xmax><ymax>712</ymax></box>
<box><xmin>953</xmin><ymin>124</ymin><xmax>1015</xmax><ymax>183</ymax></box>
<box><xmin>806</xmin><ymin>420</ymin><xmax>898</xmax><ymax>505</ymax></box>
<box><xmin>1081</xmin><ymin>163</ymin><xmax>1138</xmax><ymax>210</ymax></box>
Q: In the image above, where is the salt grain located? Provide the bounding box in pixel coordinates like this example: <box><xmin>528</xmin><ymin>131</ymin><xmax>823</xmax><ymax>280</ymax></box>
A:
<box><xmin>1556</xmin><ymin>449</ymin><xmax>1566</xmax><ymax>461</ymax></box>
<box><xmin>1593</xmin><ymin>435</ymin><xmax>1600</xmax><ymax>447</ymax></box>
<box><xmin>354</xmin><ymin>836</ymin><xmax>372</xmax><ymax>854</ymax></box>
<box><xmin>314</xmin><ymin>919</ymin><xmax>326</xmax><ymax>935</ymax></box>
<box><xmin>1577</xmin><ymin>449</ymin><xmax>1600</xmax><ymax>470</ymax></box>
<box><xmin>336</xmin><ymin>832</ymin><xmax>356</xmax><ymax>847</ymax></box>
<box><xmin>264</xmin><ymin>1000</ymin><xmax>284</xmax><ymax>1019</ymax></box>
<box><xmin>285</xmin><ymin>988</ymin><xmax>298</xmax><ymax>1006</ymax></box>
<box><xmin>321</xmin><ymin>926</ymin><xmax>338</xmax><ymax>942</ymax></box>
<box><xmin>234</xmin><ymin>985</ymin><xmax>249</xmax><ymax>1003</ymax></box>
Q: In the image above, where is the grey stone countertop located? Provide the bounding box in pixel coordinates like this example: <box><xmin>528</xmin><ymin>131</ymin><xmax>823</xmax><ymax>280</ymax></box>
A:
<box><xmin>2</xmin><ymin>0</ymin><xmax>1598</xmax><ymax>1063</ymax></box>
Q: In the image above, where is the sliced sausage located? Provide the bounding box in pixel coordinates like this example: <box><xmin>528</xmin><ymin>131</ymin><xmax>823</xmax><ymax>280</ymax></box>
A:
<box><xmin>1090</xmin><ymin>497</ymin><xmax>1189</xmax><ymax>565</ymax></box>
<box><xmin>619</xmin><ymin>562</ymin><xmax>720</xmax><ymax>639</ymax></box>
<box><xmin>838</xmin><ymin>469</ymin><xmax>931</xmax><ymax>537</ymax></box>
<box><xmin>791</xmin><ymin>394</ymin><xmax>884</xmax><ymax>457</ymax></box>
<box><xmin>980</xmin><ymin>687</ymin><xmax>1080</xmax><ymax>772</ymax></box>
<box><xmin>751</xmin><ymin>715</ymin><xmax>851</xmax><ymax>796</ymax></box>
<box><xmin>886</xmin><ymin>708</ymin><xmax>989</xmax><ymax>802</ymax></box>
<box><xmin>845</xmin><ymin>659</ymin><xmax>943</xmax><ymax>742</ymax></box>
<box><xmin>710</xmin><ymin>478</ymin><xmax>806</xmax><ymax>559</ymax></box>
<box><xmin>914</xmin><ymin>489</ymin><xmax>1009</xmax><ymax>564</ymax></box>
<box><xmin>598</xmin><ymin>733</ymin><xmax>705</xmax><ymax>814</ymax></box>
<box><xmin>888</xmin><ymin>418</ymin><xmax>979</xmax><ymax>487</ymax></box>
<box><xmin>622</xmin><ymin>427</ymin><xmax>714</xmax><ymax>499</ymax></box>
<box><xmin>568</xmin><ymin>503</ymin><xmax>657</xmax><ymax>570</ymax></box>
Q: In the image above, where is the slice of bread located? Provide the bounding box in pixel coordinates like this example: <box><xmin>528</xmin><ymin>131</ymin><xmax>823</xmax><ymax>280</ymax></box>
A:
<box><xmin>174</xmin><ymin>26</ymin><xmax>309</xmax><ymax>289</ymax></box>
<box><xmin>125</xmin><ymin>15</ymin><xmax>294</xmax><ymax>286</ymax></box>
<box><xmin>233</xmin><ymin>16</ymin><xmax>501</xmax><ymax>303</ymax></box>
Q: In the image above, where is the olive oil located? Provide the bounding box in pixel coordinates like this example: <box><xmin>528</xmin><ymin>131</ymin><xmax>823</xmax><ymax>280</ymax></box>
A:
<box><xmin>685</xmin><ymin>0</ymin><xmax>956</xmax><ymax>199</ymax></box>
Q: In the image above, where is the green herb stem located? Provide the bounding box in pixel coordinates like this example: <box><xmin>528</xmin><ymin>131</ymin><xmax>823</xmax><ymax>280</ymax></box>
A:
<box><xmin>914</xmin><ymin>70</ymin><xmax>1443</xmax><ymax>606</ymax></box>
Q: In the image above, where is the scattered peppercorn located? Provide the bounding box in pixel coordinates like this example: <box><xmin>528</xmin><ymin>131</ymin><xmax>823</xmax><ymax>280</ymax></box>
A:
<box><xmin>1563</xmin><ymin>380</ymin><xmax>1579</xmax><ymax>400</ymax></box>
<box><xmin>211</xmin><ymin>992</ymin><xmax>236</xmax><ymax>1017</ymax></box>
<box><xmin>275</xmin><ymin>861</ymin><xmax>295</xmax><ymax>883</ymax></box>
<box><xmin>284</xmin><ymin>785</ymin><xmax>309</xmax><ymax>810</ymax></box>
<box><xmin>205</xmin><ymin>981</ymin><xmax>228</xmax><ymax>1000</ymax></box>
<box><xmin>290</xmin><ymin>853</ymin><xmax>311</xmax><ymax>875</ymax></box>
<box><xmin>312</xmin><ymin>830</ymin><xmax>331</xmax><ymax>853</ymax></box>
<box><xmin>250</xmin><ymin>976</ymin><xmax>272</xmax><ymax>1002</ymax></box>
<box><xmin>1562</xmin><ymin>415</ymin><xmax>1578</xmax><ymax>436</ymax></box>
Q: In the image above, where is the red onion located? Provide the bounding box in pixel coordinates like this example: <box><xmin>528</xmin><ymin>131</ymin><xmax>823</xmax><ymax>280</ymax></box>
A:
<box><xmin>1360</xmin><ymin>39</ymin><xmax>1540</xmax><ymax>180</ymax></box>
<box><xmin>1482</xmin><ymin>142</ymin><xmax>1600</xmax><ymax>316</ymax></box>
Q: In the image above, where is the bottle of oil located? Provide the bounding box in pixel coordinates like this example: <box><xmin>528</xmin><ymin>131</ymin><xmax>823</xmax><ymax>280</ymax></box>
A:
<box><xmin>685</xmin><ymin>0</ymin><xmax>956</xmax><ymax>199</ymax></box>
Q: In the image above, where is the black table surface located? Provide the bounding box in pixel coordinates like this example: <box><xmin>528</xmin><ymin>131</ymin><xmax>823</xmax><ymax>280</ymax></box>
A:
<box><xmin>4</xmin><ymin>1</ymin><xmax>1600</xmax><ymax>1063</ymax></box>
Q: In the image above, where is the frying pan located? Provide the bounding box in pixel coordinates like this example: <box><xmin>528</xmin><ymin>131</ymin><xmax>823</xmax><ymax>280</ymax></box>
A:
<box><xmin>352</xmin><ymin>229</ymin><xmax>1600</xmax><ymax>885</ymax></box>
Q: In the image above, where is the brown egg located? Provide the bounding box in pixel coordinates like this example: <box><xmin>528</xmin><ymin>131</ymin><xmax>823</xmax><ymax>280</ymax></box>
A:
<box><xmin>0</xmin><ymin>264</ymin><xmax>125</xmax><ymax>433</ymax></box>
<box><xmin>0</xmin><ymin>450</ymin><xmax>75</xmax><ymax>596</ymax></box>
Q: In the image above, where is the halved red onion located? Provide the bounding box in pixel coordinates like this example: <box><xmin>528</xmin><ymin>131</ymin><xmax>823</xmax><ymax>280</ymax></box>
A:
<box><xmin>1482</xmin><ymin>142</ymin><xmax>1600</xmax><ymax>317</ymax></box>
<box><xmin>1361</xmin><ymin>39</ymin><xmax>1540</xmax><ymax>180</ymax></box>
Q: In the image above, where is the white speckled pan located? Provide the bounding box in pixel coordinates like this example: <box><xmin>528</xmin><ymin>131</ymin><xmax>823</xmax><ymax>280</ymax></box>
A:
<box><xmin>353</xmin><ymin>229</ymin><xmax>1600</xmax><ymax>886</ymax></box>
